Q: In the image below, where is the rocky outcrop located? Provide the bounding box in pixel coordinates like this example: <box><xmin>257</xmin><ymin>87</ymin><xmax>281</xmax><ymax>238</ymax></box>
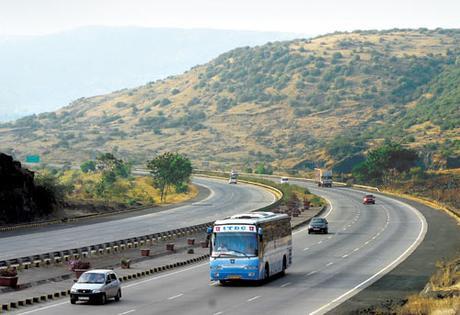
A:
<box><xmin>0</xmin><ymin>153</ymin><xmax>55</xmax><ymax>224</ymax></box>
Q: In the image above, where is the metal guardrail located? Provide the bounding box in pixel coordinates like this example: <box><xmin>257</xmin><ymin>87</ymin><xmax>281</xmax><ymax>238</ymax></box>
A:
<box><xmin>0</xmin><ymin>173</ymin><xmax>283</xmax><ymax>271</ymax></box>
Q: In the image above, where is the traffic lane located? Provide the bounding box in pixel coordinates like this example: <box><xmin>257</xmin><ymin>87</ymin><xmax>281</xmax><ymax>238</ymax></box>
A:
<box><xmin>13</xmin><ymin>186</ymin><xmax>424</xmax><ymax>315</ymax></box>
<box><xmin>0</xmin><ymin>177</ymin><xmax>275</xmax><ymax>261</ymax></box>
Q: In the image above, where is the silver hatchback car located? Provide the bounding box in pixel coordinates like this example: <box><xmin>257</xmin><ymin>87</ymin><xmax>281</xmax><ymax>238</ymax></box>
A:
<box><xmin>70</xmin><ymin>269</ymin><xmax>121</xmax><ymax>305</ymax></box>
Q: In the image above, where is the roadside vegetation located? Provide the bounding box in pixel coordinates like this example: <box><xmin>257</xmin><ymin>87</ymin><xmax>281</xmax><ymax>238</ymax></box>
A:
<box><xmin>387</xmin><ymin>255</ymin><xmax>460</xmax><ymax>315</ymax></box>
<box><xmin>348</xmin><ymin>141</ymin><xmax>460</xmax><ymax>217</ymax></box>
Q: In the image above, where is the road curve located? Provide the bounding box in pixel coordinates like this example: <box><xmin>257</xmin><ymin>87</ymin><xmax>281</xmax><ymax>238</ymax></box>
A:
<box><xmin>0</xmin><ymin>177</ymin><xmax>276</xmax><ymax>261</ymax></box>
<box><xmin>13</xmin><ymin>181</ymin><xmax>427</xmax><ymax>315</ymax></box>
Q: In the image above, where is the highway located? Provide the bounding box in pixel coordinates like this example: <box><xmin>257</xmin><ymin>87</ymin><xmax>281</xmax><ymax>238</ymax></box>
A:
<box><xmin>13</xmin><ymin>180</ymin><xmax>427</xmax><ymax>315</ymax></box>
<box><xmin>0</xmin><ymin>177</ymin><xmax>276</xmax><ymax>261</ymax></box>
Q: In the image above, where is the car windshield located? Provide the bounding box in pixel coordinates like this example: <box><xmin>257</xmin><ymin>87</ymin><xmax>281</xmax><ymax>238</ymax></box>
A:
<box><xmin>77</xmin><ymin>272</ymin><xmax>106</xmax><ymax>284</ymax></box>
<box><xmin>212</xmin><ymin>232</ymin><xmax>258</xmax><ymax>257</ymax></box>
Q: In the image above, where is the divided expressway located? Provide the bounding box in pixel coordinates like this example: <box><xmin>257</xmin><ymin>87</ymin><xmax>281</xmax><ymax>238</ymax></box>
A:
<box><xmin>8</xmin><ymin>177</ymin><xmax>428</xmax><ymax>315</ymax></box>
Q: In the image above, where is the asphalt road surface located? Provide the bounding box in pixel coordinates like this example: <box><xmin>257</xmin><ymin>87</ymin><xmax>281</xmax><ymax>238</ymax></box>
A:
<box><xmin>0</xmin><ymin>177</ymin><xmax>276</xmax><ymax>261</ymax></box>
<box><xmin>13</xmin><ymin>181</ymin><xmax>427</xmax><ymax>315</ymax></box>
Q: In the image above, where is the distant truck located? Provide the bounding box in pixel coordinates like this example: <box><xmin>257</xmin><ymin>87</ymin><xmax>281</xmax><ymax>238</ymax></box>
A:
<box><xmin>315</xmin><ymin>169</ymin><xmax>333</xmax><ymax>187</ymax></box>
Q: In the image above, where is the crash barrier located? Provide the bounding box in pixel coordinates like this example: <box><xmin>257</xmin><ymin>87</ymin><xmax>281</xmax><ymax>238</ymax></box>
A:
<box><xmin>0</xmin><ymin>174</ymin><xmax>282</xmax><ymax>271</ymax></box>
<box><xmin>0</xmin><ymin>223</ymin><xmax>213</xmax><ymax>272</ymax></box>
<box><xmin>0</xmin><ymin>255</ymin><xmax>210</xmax><ymax>313</ymax></box>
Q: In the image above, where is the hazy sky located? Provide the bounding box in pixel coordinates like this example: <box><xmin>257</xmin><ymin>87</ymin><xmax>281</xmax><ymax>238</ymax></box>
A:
<box><xmin>0</xmin><ymin>0</ymin><xmax>459</xmax><ymax>36</ymax></box>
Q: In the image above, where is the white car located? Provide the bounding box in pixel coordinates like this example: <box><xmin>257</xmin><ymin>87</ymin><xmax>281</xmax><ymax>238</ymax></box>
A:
<box><xmin>70</xmin><ymin>269</ymin><xmax>121</xmax><ymax>305</ymax></box>
<box><xmin>228</xmin><ymin>177</ymin><xmax>237</xmax><ymax>184</ymax></box>
<box><xmin>280</xmin><ymin>177</ymin><xmax>289</xmax><ymax>184</ymax></box>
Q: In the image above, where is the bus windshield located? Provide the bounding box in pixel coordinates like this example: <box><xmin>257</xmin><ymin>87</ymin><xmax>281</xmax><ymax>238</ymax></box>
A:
<box><xmin>212</xmin><ymin>232</ymin><xmax>258</xmax><ymax>257</ymax></box>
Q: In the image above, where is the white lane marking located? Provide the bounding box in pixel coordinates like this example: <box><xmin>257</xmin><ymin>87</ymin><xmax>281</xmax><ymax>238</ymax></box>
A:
<box><xmin>214</xmin><ymin>312</ymin><xmax>223</xmax><ymax>315</ymax></box>
<box><xmin>317</xmin><ymin>241</ymin><xmax>323</xmax><ymax>244</ymax></box>
<box><xmin>309</xmin><ymin>194</ymin><xmax>428</xmax><ymax>315</ymax></box>
<box><xmin>303</xmin><ymin>247</ymin><xmax>310</xmax><ymax>251</ymax></box>
<box><xmin>353</xmin><ymin>248</ymin><xmax>360</xmax><ymax>252</ymax></box>
<box><xmin>247</xmin><ymin>296</ymin><xmax>261</xmax><ymax>302</ymax></box>
<box><xmin>326</xmin><ymin>262</ymin><xmax>333</xmax><ymax>267</ymax></box>
<box><xmin>16</xmin><ymin>301</ymin><xmax>68</xmax><ymax>315</ymax></box>
<box><xmin>168</xmin><ymin>293</ymin><xmax>183</xmax><ymax>300</ymax></box>
<box><xmin>365</xmin><ymin>241</ymin><xmax>370</xmax><ymax>245</ymax></box>
<box><xmin>328</xmin><ymin>236</ymin><xmax>332</xmax><ymax>239</ymax></box>
<box><xmin>124</xmin><ymin>262</ymin><xmax>207</xmax><ymax>288</ymax></box>
<box><xmin>280</xmin><ymin>282</ymin><xmax>292</xmax><ymax>288</ymax></box>
<box><xmin>118</xmin><ymin>310</ymin><xmax>136</xmax><ymax>315</ymax></box>
<box><xmin>306</xmin><ymin>270</ymin><xmax>317</xmax><ymax>276</ymax></box>
<box><xmin>342</xmin><ymin>254</ymin><xmax>349</xmax><ymax>258</ymax></box>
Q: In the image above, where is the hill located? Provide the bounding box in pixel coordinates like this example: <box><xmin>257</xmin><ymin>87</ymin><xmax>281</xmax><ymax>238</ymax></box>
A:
<box><xmin>0</xmin><ymin>26</ymin><xmax>301</xmax><ymax>121</ymax></box>
<box><xmin>0</xmin><ymin>28</ymin><xmax>459</xmax><ymax>171</ymax></box>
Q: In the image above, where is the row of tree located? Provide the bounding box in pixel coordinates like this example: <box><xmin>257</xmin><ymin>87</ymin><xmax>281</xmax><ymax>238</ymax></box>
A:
<box><xmin>80</xmin><ymin>152</ymin><xmax>192</xmax><ymax>203</ymax></box>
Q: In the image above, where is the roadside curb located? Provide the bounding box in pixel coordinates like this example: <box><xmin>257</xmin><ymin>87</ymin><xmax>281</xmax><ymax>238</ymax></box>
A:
<box><xmin>0</xmin><ymin>175</ymin><xmax>282</xmax><ymax>274</ymax></box>
<box><xmin>0</xmin><ymin>254</ymin><xmax>210</xmax><ymax>313</ymax></box>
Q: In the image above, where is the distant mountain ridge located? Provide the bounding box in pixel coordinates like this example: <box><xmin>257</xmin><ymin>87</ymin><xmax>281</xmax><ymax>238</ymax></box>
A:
<box><xmin>0</xmin><ymin>28</ymin><xmax>459</xmax><ymax>171</ymax></box>
<box><xmin>0</xmin><ymin>26</ymin><xmax>303</xmax><ymax>121</ymax></box>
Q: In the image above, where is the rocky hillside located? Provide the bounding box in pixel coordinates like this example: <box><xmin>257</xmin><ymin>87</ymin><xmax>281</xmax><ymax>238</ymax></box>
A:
<box><xmin>1</xmin><ymin>29</ymin><xmax>459</xmax><ymax>171</ymax></box>
<box><xmin>0</xmin><ymin>154</ymin><xmax>57</xmax><ymax>224</ymax></box>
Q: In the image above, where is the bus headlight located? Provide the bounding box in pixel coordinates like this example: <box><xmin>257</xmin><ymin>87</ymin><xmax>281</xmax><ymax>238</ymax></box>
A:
<box><xmin>243</xmin><ymin>265</ymin><xmax>258</xmax><ymax>270</ymax></box>
<box><xmin>212</xmin><ymin>265</ymin><xmax>222</xmax><ymax>270</ymax></box>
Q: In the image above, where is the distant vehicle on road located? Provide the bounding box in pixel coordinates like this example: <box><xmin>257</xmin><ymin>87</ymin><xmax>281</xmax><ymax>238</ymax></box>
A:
<box><xmin>280</xmin><ymin>177</ymin><xmax>289</xmax><ymax>184</ymax></box>
<box><xmin>315</xmin><ymin>169</ymin><xmax>333</xmax><ymax>187</ymax></box>
<box><xmin>228</xmin><ymin>170</ymin><xmax>238</xmax><ymax>184</ymax></box>
<box><xmin>363</xmin><ymin>194</ymin><xmax>376</xmax><ymax>204</ymax></box>
<box><xmin>308</xmin><ymin>217</ymin><xmax>328</xmax><ymax>234</ymax></box>
<box><xmin>70</xmin><ymin>270</ymin><xmax>121</xmax><ymax>305</ymax></box>
<box><xmin>209</xmin><ymin>212</ymin><xmax>292</xmax><ymax>284</ymax></box>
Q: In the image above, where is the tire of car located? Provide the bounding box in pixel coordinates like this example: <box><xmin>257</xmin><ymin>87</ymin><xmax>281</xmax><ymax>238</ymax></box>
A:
<box><xmin>324</xmin><ymin>228</ymin><xmax>328</xmax><ymax>234</ymax></box>
<box><xmin>308</xmin><ymin>230</ymin><xmax>311</xmax><ymax>234</ymax></box>
<box><xmin>115</xmin><ymin>289</ymin><xmax>121</xmax><ymax>302</ymax></box>
<box><xmin>70</xmin><ymin>298</ymin><xmax>77</xmax><ymax>305</ymax></box>
<box><xmin>100</xmin><ymin>293</ymin><xmax>107</xmax><ymax>305</ymax></box>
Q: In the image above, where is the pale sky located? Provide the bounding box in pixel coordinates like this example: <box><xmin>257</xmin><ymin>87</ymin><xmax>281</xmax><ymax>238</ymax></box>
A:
<box><xmin>0</xmin><ymin>0</ymin><xmax>459</xmax><ymax>36</ymax></box>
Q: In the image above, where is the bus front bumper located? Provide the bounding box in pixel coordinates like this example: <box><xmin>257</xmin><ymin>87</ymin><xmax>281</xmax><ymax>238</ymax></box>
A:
<box><xmin>210</xmin><ymin>268</ymin><xmax>260</xmax><ymax>281</ymax></box>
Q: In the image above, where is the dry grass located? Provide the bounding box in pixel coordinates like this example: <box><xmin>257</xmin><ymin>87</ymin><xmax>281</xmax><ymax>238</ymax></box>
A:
<box><xmin>398</xmin><ymin>296</ymin><xmax>460</xmax><ymax>315</ymax></box>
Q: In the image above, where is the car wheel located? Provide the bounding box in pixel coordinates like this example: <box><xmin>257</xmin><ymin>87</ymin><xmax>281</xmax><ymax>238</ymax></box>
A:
<box><xmin>324</xmin><ymin>229</ymin><xmax>328</xmax><ymax>234</ymax></box>
<box><xmin>308</xmin><ymin>230</ymin><xmax>311</xmax><ymax>234</ymax></box>
<box><xmin>70</xmin><ymin>298</ymin><xmax>77</xmax><ymax>305</ymax></box>
<box><xmin>100</xmin><ymin>293</ymin><xmax>107</xmax><ymax>305</ymax></box>
<box><xmin>114</xmin><ymin>290</ymin><xmax>121</xmax><ymax>302</ymax></box>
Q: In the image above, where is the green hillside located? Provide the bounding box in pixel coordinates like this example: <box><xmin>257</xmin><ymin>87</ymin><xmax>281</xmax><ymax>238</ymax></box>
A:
<box><xmin>0</xmin><ymin>28</ymin><xmax>459</xmax><ymax>171</ymax></box>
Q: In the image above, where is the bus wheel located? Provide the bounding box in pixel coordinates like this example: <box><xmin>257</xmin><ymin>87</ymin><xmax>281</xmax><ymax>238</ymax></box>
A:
<box><xmin>219</xmin><ymin>280</ymin><xmax>228</xmax><ymax>286</ymax></box>
<box><xmin>281</xmin><ymin>256</ymin><xmax>287</xmax><ymax>275</ymax></box>
<box><xmin>264</xmin><ymin>264</ymin><xmax>270</xmax><ymax>282</ymax></box>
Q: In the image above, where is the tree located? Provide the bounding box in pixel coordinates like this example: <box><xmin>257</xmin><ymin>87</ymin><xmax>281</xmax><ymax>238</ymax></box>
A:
<box><xmin>352</xmin><ymin>142</ymin><xmax>419</xmax><ymax>184</ymax></box>
<box><xmin>80</xmin><ymin>160</ymin><xmax>96</xmax><ymax>173</ymax></box>
<box><xmin>147</xmin><ymin>152</ymin><xmax>192</xmax><ymax>202</ymax></box>
<box><xmin>255</xmin><ymin>163</ymin><xmax>273</xmax><ymax>175</ymax></box>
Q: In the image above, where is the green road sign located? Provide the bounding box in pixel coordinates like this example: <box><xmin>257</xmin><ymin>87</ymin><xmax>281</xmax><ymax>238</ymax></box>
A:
<box><xmin>25</xmin><ymin>155</ymin><xmax>41</xmax><ymax>163</ymax></box>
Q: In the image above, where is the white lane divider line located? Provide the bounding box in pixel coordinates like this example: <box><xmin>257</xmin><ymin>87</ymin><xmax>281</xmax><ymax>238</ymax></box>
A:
<box><xmin>280</xmin><ymin>282</ymin><xmax>292</xmax><ymax>288</ymax></box>
<box><xmin>365</xmin><ymin>241</ymin><xmax>370</xmax><ymax>245</ymax></box>
<box><xmin>309</xmin><ymin>189</ymin><xmax>428</xmax><ymax>315</ymax></box>
<box><xmin>317</xmin><ymin>241</ymin><xmax>323</xmax><ymax>244</ymax></box>
<box><xmin>306</xmin><ymin>270</ymin><xmax>317</xmax><ymax>276</ymax></box>
<box><xmin>247</xmin><ymin>296</ymin><xmax>261</xmax><ymax>302</ymax></box>
<box><xmin>342</xmin><ymin>254</ymin><xmax>349</xmax><ymax>258</ymax></box>
<box><xmin>16</xmin><ymin>301</ymin><xmax>69</xmax><ymax>315</ymax></box>
<box><xmin>326</xmin><ymin>262</ymin><xmax>334</xmax><ymax>267</ymax></box>
<box><xmin>214</xmin><ymin>312</ymin><xmax>224</xmax><ymax>315</ymax></box>
<box><xmin>353</xmin><ymin>248</ymin><xmax>360</xmax><ymax>252</ymax></box>
<box><xmin>168</xmin><ymin>293</ymin><xmax>184</xmax><ymax>300</ymax></box>
<box><xmin>118</xmin><ymin>310</ymin><xmax>136</xmax><ymax>315</ymax></box>
<box><xmin>303</xmin><ymin>247</ymin><xmax>310</xmax><ymax>251</ymax></box>
<box><xmin>328</xmin><ymin>236</ymin><xmax>332</xmax><ymax>239</ymax></box>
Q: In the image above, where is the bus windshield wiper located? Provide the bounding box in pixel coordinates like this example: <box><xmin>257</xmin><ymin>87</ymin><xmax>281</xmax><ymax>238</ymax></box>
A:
<box><xmin>228</xmin><ymin>249</ymin><xmax>250</xmax><ymax>258</ymax></box>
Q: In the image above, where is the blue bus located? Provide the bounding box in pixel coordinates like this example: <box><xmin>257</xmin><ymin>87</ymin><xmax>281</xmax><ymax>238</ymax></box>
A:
<box><xmin>209</xmin><ymin>212</ymin><xmax>292</xmax><ymax>283</ymax></box>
